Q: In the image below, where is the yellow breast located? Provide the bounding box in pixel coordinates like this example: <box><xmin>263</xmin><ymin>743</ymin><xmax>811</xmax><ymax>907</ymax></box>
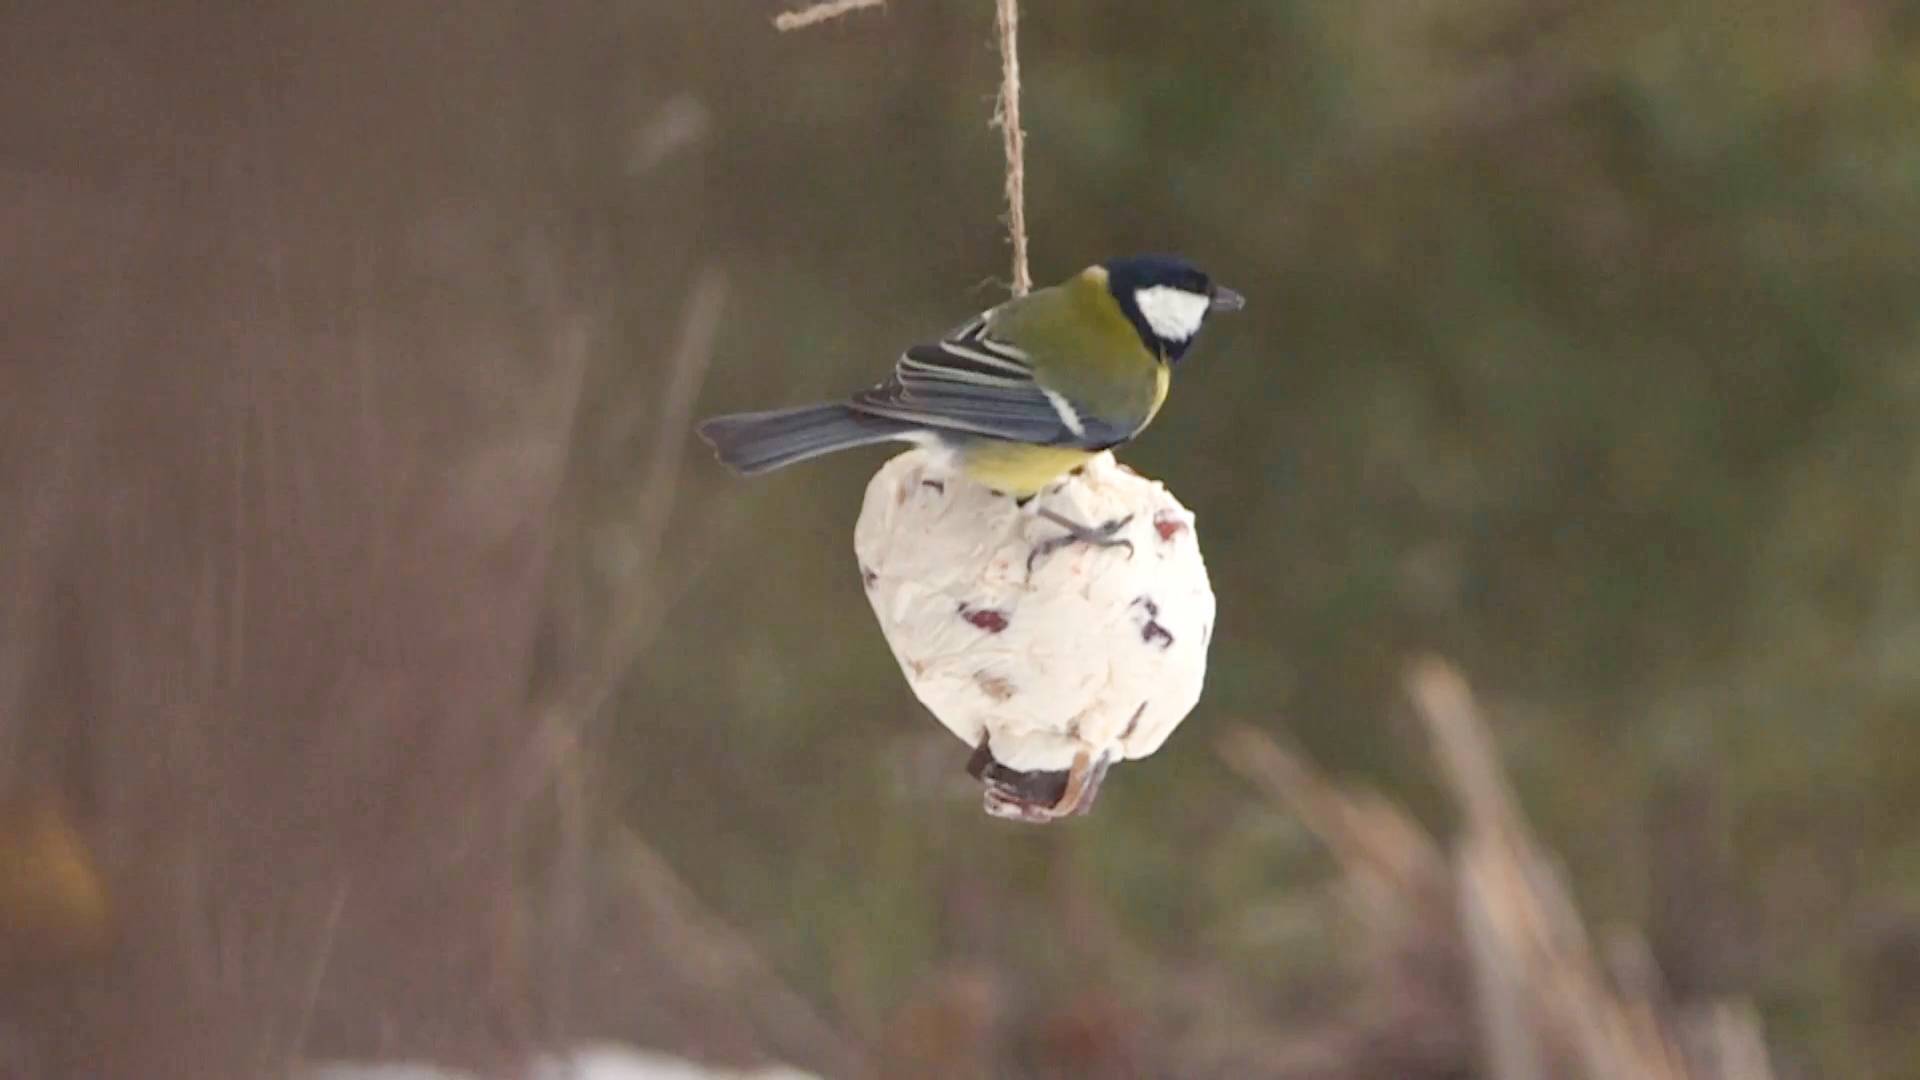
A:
<box><xmin>956</xmin><ymin>442</ymin><xmax>1100</xmax><ymax>498</ymax></box>
<box><xmin>1144</xmin><ymin>361</ymin><xmax>1171</xmax><ymax>428</ymax></box>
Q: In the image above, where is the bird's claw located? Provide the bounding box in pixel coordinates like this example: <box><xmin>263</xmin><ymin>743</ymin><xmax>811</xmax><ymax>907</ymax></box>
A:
<box><xmin>1026</xmin><ymin>510</ymin><xmax>1136</xmax><ymax>573</ymax></box>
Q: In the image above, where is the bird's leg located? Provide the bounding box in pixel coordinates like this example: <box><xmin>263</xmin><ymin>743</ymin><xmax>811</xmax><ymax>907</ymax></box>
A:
<box><xmin>979</xmin><ymin>746</ymin><xmax>1113</xmax><ymax>823</ymax></box>
<box><xmin>1027</xmin><ymin>507</ymin><xmax>1134</xmax><ymax>572</ymax></box>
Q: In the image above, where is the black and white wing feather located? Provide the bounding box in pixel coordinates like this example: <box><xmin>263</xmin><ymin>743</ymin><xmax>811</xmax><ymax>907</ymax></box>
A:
<box><xmin>848</xmin><ymin>316</ymin><xmax>1107</xmax><ymax>447</ymax></box>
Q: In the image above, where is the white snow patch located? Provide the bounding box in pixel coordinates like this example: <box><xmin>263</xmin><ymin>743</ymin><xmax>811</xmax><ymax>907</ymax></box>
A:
<box><xmin>305</xmin><ymin>1043</ymin><xmax>820</xmax><ymax>1080</ymax></box>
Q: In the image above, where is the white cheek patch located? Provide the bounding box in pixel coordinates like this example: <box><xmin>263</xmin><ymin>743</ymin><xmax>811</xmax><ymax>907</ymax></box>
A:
<box><xmin>1134</xmin><ymin>286</ymin><xmax>1211</xmax><ymax>343</ymax></box>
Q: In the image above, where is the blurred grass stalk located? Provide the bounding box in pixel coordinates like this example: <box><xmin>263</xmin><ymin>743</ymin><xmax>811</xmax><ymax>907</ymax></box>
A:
<box><xmin>1221</xmin><ymin>660</ymin><xmax>1775</xmax><ymax>1080</ymax></box>
<box><xmin>518</xmin><ymin>263</ymin><xmax>864</xmax><ymax>1076</ymax></box>
<box><xmin>521</xmin><ymin>151</ymin><xmax>867</xmax><ymax>1073</ymax></box>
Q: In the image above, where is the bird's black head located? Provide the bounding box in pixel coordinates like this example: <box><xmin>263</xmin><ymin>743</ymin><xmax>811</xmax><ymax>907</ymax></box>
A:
<box><xmin>1102</xmin><ymin>254</ymin><xmax>1244</xmax><ymax>362</ymax></box>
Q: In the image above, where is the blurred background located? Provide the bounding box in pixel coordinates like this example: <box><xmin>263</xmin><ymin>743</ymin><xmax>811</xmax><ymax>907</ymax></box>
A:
<box><xmin>4</xmin><ymin>1</ymin><xmax>1919</xmax><ymax>1077</ymax></box>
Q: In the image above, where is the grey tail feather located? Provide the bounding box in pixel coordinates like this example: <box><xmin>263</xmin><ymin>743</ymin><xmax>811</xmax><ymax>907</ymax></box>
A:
<box><xmin>696</xmin><ymin>402</ymin><xmax>917</xmax><ymax>476</ymax></box>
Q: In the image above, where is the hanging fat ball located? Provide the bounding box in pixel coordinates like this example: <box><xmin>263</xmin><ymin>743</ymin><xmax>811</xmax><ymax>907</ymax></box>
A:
<box><xmin>699</xmin><ymin>254</ymin><xmax>1238</xmax><ymax>820</ymax></box>
<box><xmin>855</xmin><ymin>449</ymin><xmax>1215</xmax><ymax>821</ymax></box>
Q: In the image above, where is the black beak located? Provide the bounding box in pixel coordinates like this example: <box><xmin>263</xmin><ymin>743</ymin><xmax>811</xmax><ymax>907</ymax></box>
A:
<box><xmin>1209</xmin><ymin>285</ymin><xmax>1245</xmax><ymax>313</ymax></box>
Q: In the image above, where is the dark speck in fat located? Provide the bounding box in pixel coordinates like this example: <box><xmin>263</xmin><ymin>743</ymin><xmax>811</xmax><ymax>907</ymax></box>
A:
<box><xmin>959</xmin><ymin>603</ymin><xmax>1009</xmax><ymax>633</ymax></box>
<box><xmin>1153</xmin><ymin>510</ymin><xmax>1188</xmax><ymax>541</ymax></box>
<box><xmin>1132</xmin><ymin>596</ymin><xmax>1174</xmax><ymax>649</ymax></box>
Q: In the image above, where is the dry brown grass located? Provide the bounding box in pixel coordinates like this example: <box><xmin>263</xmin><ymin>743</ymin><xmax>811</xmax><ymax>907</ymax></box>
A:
<box><xmin>1219</xmin><ymin>660</ymin><xmax>1775</xmax><ymax>1080</ymax></box>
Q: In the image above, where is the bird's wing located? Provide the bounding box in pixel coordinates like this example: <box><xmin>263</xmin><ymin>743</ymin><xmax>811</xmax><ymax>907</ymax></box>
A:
<box><xmin>848</xmin><ymin>315</ymin><xmax>1125</xmax><ymax>448</ymax></box>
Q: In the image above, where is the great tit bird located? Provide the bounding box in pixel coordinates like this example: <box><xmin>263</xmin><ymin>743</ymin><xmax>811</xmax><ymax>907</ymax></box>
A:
<box><xmin>697</xmin><ymin>255</ymin><xmax>1241</xmax><ymax>545</ymax></box>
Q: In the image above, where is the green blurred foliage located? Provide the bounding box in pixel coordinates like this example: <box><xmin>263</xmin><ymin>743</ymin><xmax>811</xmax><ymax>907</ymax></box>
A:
<box><xmin>610</xmin><ymin>1</ymin><xmax>1920</xmax><ymax>1074</ymax></box>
